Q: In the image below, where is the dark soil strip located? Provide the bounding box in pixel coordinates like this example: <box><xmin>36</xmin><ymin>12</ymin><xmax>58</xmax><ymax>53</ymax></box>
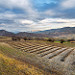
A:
<box><xmin>29</xmin><ymin>46</ymin><xmax>52</xmax><ymax>53</ymax></box>
<box><xmin>24</xmin><ymin>45</ymin><xmax>45</xmax><ymax>52</ymax></box>
<box><xmin>48</xmin><ymin>48</ymin><xmax>69</xmax><ymax>59</ymax></box>
<box><xmin>41</xmin><ymin>48</ymin><xmax>66</xmax><ymax>57</ymax></box>
<box><xmin>61</xmin><ymin>48</ymin><xmax>74</xmax><ymax>61</ymax></box>
<box><xmin>36</xmin><ymin>46</ymin><xmax>57</xmax><ymax>54</ymax></box>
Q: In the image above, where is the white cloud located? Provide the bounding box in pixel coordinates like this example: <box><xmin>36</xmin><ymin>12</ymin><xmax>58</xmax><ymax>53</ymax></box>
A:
<box><xmin>61</xmin><ymin>0</ymin><xmax>75</xmax><ymax>9</ymax></box>
<box><xmin>0</xmin><ymin>11</ymin><xmax>16</xmax><ymax>19</ymax></box>
<box><xmin>0</xmin><ymin>0</ymin><xmax>39</xmax><ymax>19</ymax></box>
<box><xmin>32</xmin><ymin>18</ymin><xmax>75</xmax><ymax>31</ymax></box>
<box><xmin>39</xmin><ymin>18</ymin><xmax>70</xmax><ymax>24</ymax></box>
<box><xmin>0</xmin><ymin>18</ymin><xmax>75</xmax><ymax>32</ymax></box>
<box><xmin>0</xmin><ymin>0</ymin><xmax>31</xmax><ymax>9</ymax></box>
<box><xmin>20</xmin><ymin>20</ymin><xmax>35</xmax><ymax>25</ymax></box>
<box><xmin>0</xmin><ymin>0</ymin><xmax>75</xmax><ymax>32</ymax></box>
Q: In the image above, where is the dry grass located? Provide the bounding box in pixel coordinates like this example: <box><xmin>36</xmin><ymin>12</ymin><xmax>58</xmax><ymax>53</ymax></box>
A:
<box><xmin>0</xmin><ymin>53</ymin><xmax>48</xmax><ymax>75</ymax></box>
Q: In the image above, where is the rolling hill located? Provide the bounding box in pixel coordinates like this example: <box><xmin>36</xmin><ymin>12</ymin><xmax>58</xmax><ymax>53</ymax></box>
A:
<box><xmin>0</xmin><ymin>30</ymin><xmax>48</xmax><ymax>38</ymax></box>
<box><xmin>35</xmin><ymin>27</ymin><xmax>75</xmax><ymax>38</ymax></box>
<box><xmin>0</xmin><ymin>30</ymin><xmax>15</xmax><ymax>37</ymax></box>
<box><xmin>16</xmin><ymin>32</ymin><xmax>49</xmax><ymax>38</ymax></box>
<box><xmin>0</xmin><ymin>27</ymin><xmax>75</xmax><ymax>39</ymax></box>
<box><xmin>35</xmin><ymin>27</ymin><xmax>75</xmax><ymax>35</ymax></box>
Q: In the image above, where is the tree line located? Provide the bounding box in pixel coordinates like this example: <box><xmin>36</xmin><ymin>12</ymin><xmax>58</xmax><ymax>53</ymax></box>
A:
<box><xmin>12</xmin><ymin>36</ymin><xmax>75</xmax><ymax>44</ymax></box>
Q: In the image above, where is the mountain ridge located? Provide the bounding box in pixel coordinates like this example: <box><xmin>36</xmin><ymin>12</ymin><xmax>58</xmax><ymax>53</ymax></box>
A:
<box><xmin>0</xmin><ymin>30</ymin><xmax>49</xmax><ymax>38</ymax></box>
<box><xmin>34</xmin><ymin>27</ymin><xmax>75</xmax><ymax>38</ymax></box>
<box><xmin>0</xmin><ymin>27</ymin><xmax>75</xmax><ymax>38</ymax></box>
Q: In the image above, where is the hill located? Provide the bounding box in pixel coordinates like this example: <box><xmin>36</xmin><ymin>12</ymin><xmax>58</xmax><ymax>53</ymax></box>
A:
<box><xmin>16</xmin><ymin>32</ymin><xmax>49</xmax><ymax>38</ymax></box>
<box><xmin>35</xmin><ymin>27</ymin><xmax>75</xmax><ymax>38</ymax></box>
<box><xmin>0</xmin><ymin>30</ymin><xmax>49</xmax><ymax>38</ymax></box>
<box><xmin>0</xmin><ymin>30</ymin><xmax>15</xmax><ymax>37</ymax></box>
<box><xmin>0</xmin><ymin>27</ymin><xmax>75</xmax><ymax>39</ymax></box>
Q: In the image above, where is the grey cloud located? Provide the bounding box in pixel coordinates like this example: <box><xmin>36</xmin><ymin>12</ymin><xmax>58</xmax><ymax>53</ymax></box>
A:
<box><xmin>0</xmin><ymin>19</ymin><xmax>15</xmax><ymax>24</ymax></box>
<box><xmin>50</xmin><ymin>22</ymin><xmax>68</xmax><ymax>23</ymax></box>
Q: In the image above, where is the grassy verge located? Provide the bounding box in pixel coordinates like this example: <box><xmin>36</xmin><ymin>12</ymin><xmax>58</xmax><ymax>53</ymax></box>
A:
<box><xmin>0</xmin><ymin>53</ymin><xmax>47</xmax><ymax>75</ymax></box>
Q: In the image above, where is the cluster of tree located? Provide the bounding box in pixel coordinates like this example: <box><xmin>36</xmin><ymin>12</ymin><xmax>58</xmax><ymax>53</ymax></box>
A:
<box><xmin>67</xmin><ymin>39</ymin><xmax>75</xmax><ymax>42</ymax></box>
<box><xmin>12</xmin><ymin>36</ymin><xmax>75</xmax><ymax>44</ymax></box>
<box><xmin>12</xmin><ymin>36</ymin><xmax>46</xmax><ymax>41</ymax></box>
<box><xmin>59</xmin><ymin>39</ymin><xmax>65</xmax><ymax>44</ymax></box>
<box><xmin>59</xmin><ymin>39</ymin><xmax>75</xmax><ymax>43</ymax></box>
<box><xmin>47</xmin><ymin>38</ymin><xmax>65</xmax><ymax>44</ymax></box>
<box><xmin>47</xmin><ymin>38</ymin><xmax>55</xmax><ymax>42</ymax></box>
<box><xmin>12</xmin><ymin>37</ymin><xmax>21</xmax><ymax>41</ymax></box>
<box><xmin>23</xmin><ymin>37</ymin><xmax>46</xmax><ymax>41</ymax></box>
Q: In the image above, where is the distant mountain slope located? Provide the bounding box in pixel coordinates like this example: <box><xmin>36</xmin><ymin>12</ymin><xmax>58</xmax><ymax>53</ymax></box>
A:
<box><xmin>16</xmin><ymin>32</ymin><xmax>49</xmax><ymax>38</ymax></box>
<box><xmin>0</xmin><ymin>30</ymin><xmax>15</xmax><ymax>37</ymax></box>
<box><xmin>0</xmin><ymin>27</ymin><xmax>75</xmax><ymax>38</ymax></box>
<box><xmin>35</xmin><ymin>27</ymin><xmax>75</xmax><ymax>37</ymax></box>
<box><xmin>0</xmin><ymin>30</ymin><xmax>49</xmax><ymax>38</ymax></box>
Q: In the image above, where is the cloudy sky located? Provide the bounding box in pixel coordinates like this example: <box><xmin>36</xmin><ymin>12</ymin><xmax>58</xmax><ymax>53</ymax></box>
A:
<box><xmin>0</xmin><ymin>0</ymin><xmax>75</xmax><ymax>32</ymax></box>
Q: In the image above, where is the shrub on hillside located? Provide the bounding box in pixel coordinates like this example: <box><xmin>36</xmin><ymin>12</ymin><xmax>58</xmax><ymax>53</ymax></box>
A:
<box><xmin>12</xmin><ymin>37</ymin><xmax>21</xmax><ymax>41</ymax></box>
<box><xmin>60</xmin><ymin>39</ymin><xmax>65</xmax><ymax>44</ymax></box>
<box><xmin>24</xmin><ymin>37</ymin><xmax>28</xmax><ymax>41</ymax></box>
<box><xmin>47</xmin><ymin>38</ymin><xmax>55</xmax><ymax>42</ymax></box>
<box><xmin>67</xmin><ymin>39</ymin><xmax>75</xmax><ymax>42</ymax></box>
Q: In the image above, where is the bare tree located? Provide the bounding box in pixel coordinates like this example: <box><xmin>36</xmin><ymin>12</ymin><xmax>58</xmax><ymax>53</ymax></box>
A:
<box><xmin>60</xmin><ymin>39</ymin><xmax>65</xmax><ymax>44</ymax></box>
<box><xmin>47</xmin><ymin>38</ymin><xmax>55</xmax><ymax>42</ymax></box>
<box><xmin>12</xmin><ymin>37</ymin><xmax>21</xmax><ymax>41</ymax></box>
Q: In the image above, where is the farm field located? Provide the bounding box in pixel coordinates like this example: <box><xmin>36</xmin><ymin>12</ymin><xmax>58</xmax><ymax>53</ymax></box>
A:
<box><xmin>0</xmin><ymin>38</ymin><xmax>75</xmax><ymax>75</ymax></box>
<box><xmin>4</xmin><ymin>40</ymin><xmax>75</xmax><ymax>75</ymax></box>
<box><xmin>6</xmin><ymin>41</ymin><xmax>75</xmax><ymax>62</ymax></box>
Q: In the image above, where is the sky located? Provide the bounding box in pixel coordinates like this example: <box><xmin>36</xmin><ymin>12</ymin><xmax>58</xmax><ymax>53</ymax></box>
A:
<box><xmin>0</xmin><ymin>0</ymin><xmax>75</xmax><ymax>32</ymax></box>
